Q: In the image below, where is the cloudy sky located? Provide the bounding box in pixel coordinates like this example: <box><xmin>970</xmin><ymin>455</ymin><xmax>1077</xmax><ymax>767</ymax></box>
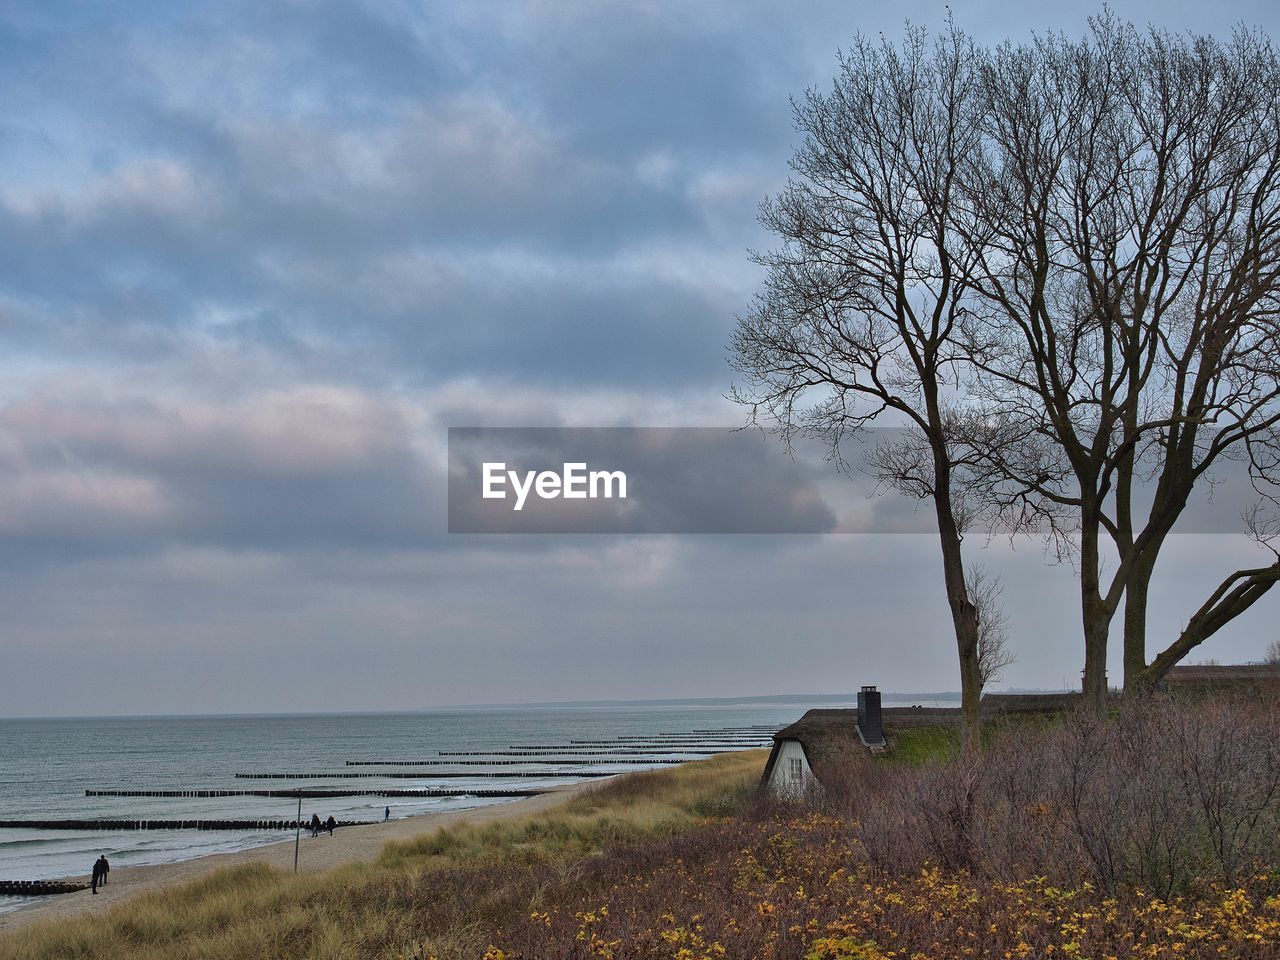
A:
<box><xmin>3</xmin><ymin>0</ymin><xmax>1279</xmax><ymax>717</ymax></box>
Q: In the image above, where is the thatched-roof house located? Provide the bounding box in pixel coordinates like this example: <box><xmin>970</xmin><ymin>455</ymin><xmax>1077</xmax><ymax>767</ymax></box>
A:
<box><xmin>760</xmin><ymin>709</ymin><xmax>865</xmax><ymax>796</ymax></box>
<box><xmin>761</xmin><ymin>689</ymin><xmax>1081</xmax><ymax>796</ymax></box>
<box><xmin>762</xmin><ymin>686</ymin><xmax>972</xmax><ymax>795</ymax></box>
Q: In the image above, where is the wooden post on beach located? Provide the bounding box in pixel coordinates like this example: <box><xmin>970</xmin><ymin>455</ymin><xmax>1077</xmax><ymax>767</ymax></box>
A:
<box><xmin>293</xmin><ymin>793</ymin><xmax>301</xmax><ymax>872</ymax></box>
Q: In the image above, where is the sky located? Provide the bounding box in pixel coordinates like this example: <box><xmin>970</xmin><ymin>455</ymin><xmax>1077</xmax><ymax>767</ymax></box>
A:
<box><xmin>2</xmin><ymin>0</ymin><xmax>1280</xmax><ymax>717</ymax></box>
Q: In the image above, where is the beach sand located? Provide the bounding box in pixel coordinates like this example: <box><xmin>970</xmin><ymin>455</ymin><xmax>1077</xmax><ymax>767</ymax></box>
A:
<box><xmin>0</xmin><ymin>782</ymin><xmax>595</xmax><ymax>933</ymax></box>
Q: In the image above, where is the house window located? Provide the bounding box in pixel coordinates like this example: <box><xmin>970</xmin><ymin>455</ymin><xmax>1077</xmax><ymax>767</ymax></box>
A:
<box><xmin>789</xmin><ymin>757</ymin><xmax>803</xmax><ymax>782</ymax></box>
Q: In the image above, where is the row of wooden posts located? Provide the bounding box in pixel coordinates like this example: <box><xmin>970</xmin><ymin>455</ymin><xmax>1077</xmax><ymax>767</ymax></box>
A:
<box><xmin>0</xmin><ymin>880</ymin><xmax>89</xmax><ymax>896</ymax></box>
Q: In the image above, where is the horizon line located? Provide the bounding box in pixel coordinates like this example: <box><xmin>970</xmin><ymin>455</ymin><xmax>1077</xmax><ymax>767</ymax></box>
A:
<box><xmin>0</xmin><ymin>687</ymin><xmax>1092</xmax><ymax>722</ymax></box>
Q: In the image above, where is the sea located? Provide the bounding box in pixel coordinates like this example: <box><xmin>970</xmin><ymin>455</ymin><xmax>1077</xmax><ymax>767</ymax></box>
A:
<box><xmin>0</xmin><ymin>701</ymin><xmax>845</xmax><ymax>916</ymax></box>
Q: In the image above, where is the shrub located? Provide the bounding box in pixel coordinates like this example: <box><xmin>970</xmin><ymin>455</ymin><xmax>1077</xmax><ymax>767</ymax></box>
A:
<box><xmin>851</xmin><ymin>697</ymin><xmax>1280</xmax><ymax>897</ymax></box>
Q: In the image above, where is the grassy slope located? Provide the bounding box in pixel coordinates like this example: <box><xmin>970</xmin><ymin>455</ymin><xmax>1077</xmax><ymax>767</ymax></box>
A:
<box><xmin>883</xmin><ymin>714</ymin><xmax>1066</xmax><ymax>765</ymax></box>
<box><xmin>0</xmin><ymin>750</ymin><xmax>768</xmax><ymax>960</ymax></box>
<box><xmin>881</xmin><ymin>725</ymin><xmax>960</xmax><ymax>764</ymax></box>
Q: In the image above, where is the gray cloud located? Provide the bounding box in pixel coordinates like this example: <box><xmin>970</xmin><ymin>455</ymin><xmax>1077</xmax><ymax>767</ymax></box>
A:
<box><xmin>3</xmin><ymin>1</ymin><xmax>1280</xmax><ymax>715</ymax></box>
<box><xmin>0</xmin><ymin>381</ymin><xmax>437</xmax><ymax>559</ymax></box>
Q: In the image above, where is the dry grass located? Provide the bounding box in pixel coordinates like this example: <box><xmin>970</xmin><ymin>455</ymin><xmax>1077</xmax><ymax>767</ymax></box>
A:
<box><xmin>0</xmin><ymin>751</ymin><xmax>767</xmax><ymax>960</ymax></box>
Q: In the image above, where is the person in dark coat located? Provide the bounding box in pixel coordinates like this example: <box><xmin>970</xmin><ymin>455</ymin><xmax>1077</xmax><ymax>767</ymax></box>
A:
<box><xmin>91</xmin><ymin>855</ymin><xmax>108</xmax><ymax>894</ymax></box>
<box><xmin>310</xmin><ymin>813</ymin><xmax>322</xmax><ymax>838</ymax></box>
<box><xmin>101</xmin><ymin>855</ymin><xmax>110</xmax><ymax>885</ymax></box>
<box><xmin>325</xmin><ymin>815</ymin><xmax>336</xmax><ymax>836</ymax></box>
<box><xmin>384</xmin><ymin>806</ymin><xmax>390</xmax><ymax>822</ymax></box>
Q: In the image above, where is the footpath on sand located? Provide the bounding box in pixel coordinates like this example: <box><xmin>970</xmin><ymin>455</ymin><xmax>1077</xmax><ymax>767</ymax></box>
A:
<box><xmin>0</xmin><ymin>782</ymin><xmax>595</xmax><ymax>933</ymax></box>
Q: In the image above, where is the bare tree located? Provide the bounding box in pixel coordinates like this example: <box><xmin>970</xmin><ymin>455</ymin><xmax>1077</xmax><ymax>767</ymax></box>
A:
<box><xmin>968</xmin><ymin>566</ymin><xmax>1016</xmax><ymax>689</ymax></box>
<box><xmin>960</xmin><ymin>16</ymin><xmax>1280</xmax><ymax>704</ymax></box>
<box><xmin>736</xmin><ymin>14</ymin><xmax>1280</xmax><ymax>726</ymax></box>
<box><xmin>730</xmin><ymin>24</ymin><xmax>990</xmax><ymax>749</ymax></box>
<box><xmin>1264</xmin><ymin>639</ymin><xmax>1280</xmax><ymax>664</ymax></box>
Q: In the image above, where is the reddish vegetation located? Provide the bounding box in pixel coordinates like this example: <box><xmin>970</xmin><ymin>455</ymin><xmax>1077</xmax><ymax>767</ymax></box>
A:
<box><xmin>486</xmin><ymin>813</ymin><xmax>1280</xmax><ymax>959</ymax></box>
<box><xmin>481</xmin><ymin>700</ymin><xmax>1280</xmax><ymax>959</ymax></box>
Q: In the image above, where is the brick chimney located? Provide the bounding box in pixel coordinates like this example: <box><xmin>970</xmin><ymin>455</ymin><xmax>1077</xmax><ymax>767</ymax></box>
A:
<box><xmin>857</xmin><ymin>685</ymin><xmax>884</xmax><ymax>747</ymax></box>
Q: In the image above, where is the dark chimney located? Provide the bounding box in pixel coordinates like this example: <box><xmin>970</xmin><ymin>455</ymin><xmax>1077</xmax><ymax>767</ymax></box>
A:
<box><xmin>857</xmin><ymin>685</ymin><xmax>884</xmax><ymax>746</ymax></box>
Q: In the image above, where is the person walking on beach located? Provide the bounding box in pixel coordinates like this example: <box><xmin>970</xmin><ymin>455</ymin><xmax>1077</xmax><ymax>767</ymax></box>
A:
<box><xmin>101</xmin><ymin>855</ymin><xmax>110</xmax><ymax>885</ymax></box>
<box><xmin>310</xmin><ymin>813</ymin><xmax>322</xmax><ymax>838</ymax></box>
<box><xmin>91</xmin><ymin>855</ymin><xmax>108</xmax><ymax>894</ymax></box>
<box><xmin>325</xmin><ymin>815</ymin><xmax>336</xmax><ymax>836</ymax></box>
<box><xmin>384</xmin><ymin>806</ymin><xmax>390</xmax><ymax>822</ymax></box>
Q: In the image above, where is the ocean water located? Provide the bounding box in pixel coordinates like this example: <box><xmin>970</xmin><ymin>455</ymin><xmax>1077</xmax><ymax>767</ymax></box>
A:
<box><xmin>0</xmin><ymin>704</ymin><xmax>813</xmax><ymax>915</ymax></box>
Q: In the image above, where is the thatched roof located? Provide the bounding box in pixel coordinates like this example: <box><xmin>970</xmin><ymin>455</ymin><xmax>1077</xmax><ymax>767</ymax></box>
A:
<box><xmin>760</xmin><ymin>709</ymin><xmax>863</xmax><ymax>783</ymax></box>
<box><xmin>981</xmin><ymin>692</ymin><xmax>1082</xmax><ymax>714</ymax></box>
<box><xmin>1164</xmin><ymin>663</ymin><xmax>1280</xmax><ymax>690</ymax></box>
<box><xmin>760</xmin><ymin>706</ymin><xmax>965</xmax><ymax>782</ymax></box>
<box><xmin>761</xmin><ymin>693</ymin><xmax>1083</xmax><ymax>786</ymax></box>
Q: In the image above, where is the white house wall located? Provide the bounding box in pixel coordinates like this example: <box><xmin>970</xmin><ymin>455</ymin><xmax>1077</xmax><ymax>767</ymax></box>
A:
<box><xmin>767</xmin><ymin>739</ymin><xmax>815</xmax><ymax>797</ymax></box>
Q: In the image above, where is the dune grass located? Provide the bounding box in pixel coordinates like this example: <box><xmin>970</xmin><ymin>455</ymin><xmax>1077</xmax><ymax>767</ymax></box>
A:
<box><xmin>0</xmin><ymin>750</ymin><xmax>767</xmax><ymax>960</ymax></box>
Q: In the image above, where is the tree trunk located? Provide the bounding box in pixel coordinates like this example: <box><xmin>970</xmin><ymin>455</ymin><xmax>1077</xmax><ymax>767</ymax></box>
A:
<box><xmin>931</xmin><ymin>440</ymin><xmax>981</xmax><ymax>752</ymax></box>
<box><xmin>1121</xmin><ymin>548</ymin><xmax>1157</xmax><ymax>689</ymax></box>
<box><xmin>1079</xmin><ymin>514</ymin><xmax>1110</xmax><ymax>713</ymax></box>
<box><xmin>957</xmin><ymin>624</ymin><xmax>983</xmax><ymax>750</ymax></box>
<box><xmin>944</xmin><ymin>547</ymin><xmax>982</xmax><ymax>752</ymax></box>
<box><xmin>1082</xmin><ymin>607</ymin><xmax>1110</xmax><ymax>712</ymax></box>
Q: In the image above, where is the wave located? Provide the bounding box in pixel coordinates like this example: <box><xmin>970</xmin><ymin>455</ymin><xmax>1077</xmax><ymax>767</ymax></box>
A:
<box><xmin>0</xmin><ymin>836</ymin><xmax>80</xmax><ymax>849</ymax></box>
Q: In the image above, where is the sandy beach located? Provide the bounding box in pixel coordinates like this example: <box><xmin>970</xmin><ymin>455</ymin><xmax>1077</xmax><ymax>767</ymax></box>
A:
<box><xmin>0</xmin><ymin>782</ymin><xmax>595</xmax><ymax>934</ymax></box>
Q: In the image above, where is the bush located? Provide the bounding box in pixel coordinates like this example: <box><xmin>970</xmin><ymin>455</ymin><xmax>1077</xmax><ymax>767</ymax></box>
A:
<box><xmin>850</xmin><ymin>697</ymin><xmax>1280</xmax><ymax>897</ymax></box>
